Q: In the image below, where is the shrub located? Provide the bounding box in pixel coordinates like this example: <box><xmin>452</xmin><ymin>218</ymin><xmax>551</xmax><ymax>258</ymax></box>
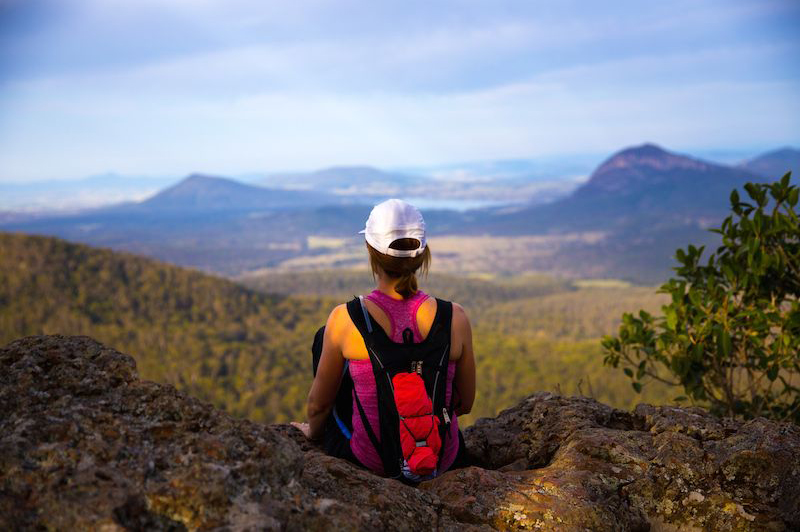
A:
<box><xmin>602</xmin><ymin>173</ymin><xmax>800</xmax><ymax>422</ymax></box>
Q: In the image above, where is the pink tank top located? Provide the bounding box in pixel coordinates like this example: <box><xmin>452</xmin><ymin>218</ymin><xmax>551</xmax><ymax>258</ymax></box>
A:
<box><xmin>349</xmin><ymin>290</ymin><xmax>460</xmax><ymax>475</ymax></box>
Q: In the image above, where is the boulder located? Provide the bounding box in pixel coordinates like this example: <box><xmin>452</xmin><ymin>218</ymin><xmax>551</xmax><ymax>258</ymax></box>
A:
<box><xmin>1</xmin><ymin>335</ymin><xmax>798</xmax><ymax>531</ymax></box>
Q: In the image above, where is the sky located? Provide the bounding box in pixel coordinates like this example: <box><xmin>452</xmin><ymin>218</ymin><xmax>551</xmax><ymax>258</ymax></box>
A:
<box><xmin>1</xmin><ymin>0</ymin><xmax>799</xmax><ymax>182</ymax></box>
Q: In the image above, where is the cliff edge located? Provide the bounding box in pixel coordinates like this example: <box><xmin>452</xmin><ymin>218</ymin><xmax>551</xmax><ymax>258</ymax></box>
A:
<box><xmin>1</xmin><ymin>335</ymin><xmax>798</xmax><ymax>531</ymax></box>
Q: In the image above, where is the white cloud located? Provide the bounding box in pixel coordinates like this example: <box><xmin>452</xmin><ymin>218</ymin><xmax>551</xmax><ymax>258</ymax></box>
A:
<box><xmin>2</xmin><ymin>67</ymin><xmax>798</xmax><ymax>181</ymax></box>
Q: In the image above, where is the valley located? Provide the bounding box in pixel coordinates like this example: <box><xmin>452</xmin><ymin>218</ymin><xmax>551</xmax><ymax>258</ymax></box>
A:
<box><xmin>2</xmin><ymin>144</ymin><xmax>796</xmax><ymax>283</ymax></box>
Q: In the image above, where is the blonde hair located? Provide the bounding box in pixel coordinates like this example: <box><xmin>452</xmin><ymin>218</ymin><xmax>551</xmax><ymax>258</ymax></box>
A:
<box><xmin>367</xmin><ymin>238</ymin><xmax>431</xmax><ymax>299</ymax></box>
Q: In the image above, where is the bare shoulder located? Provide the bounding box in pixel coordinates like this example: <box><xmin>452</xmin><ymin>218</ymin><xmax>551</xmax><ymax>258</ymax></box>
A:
<box><xmin>325</xmin><ymin>303</ymin><xmax>353</xmax><ymax>341</ymax></box>
<box><xmin>449</xmin><ymin>302</ymin><xmax>472</xmax><ymax>362</ymax></box>
<box><xmin>451</xmin><ymin>302</ymin><xmax>471</xmax><ymax>329</ymax></box>
<box><xmin>328</xmin><ymin>302</ymin><xmax>348</xmax><ymax>320</ymax></box>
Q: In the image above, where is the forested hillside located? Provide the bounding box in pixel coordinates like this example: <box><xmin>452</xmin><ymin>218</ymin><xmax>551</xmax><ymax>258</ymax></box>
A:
<box><xmin>1</xmin><ymin>233</ymin><xmax>676</xmax><ymax>426</ymax></box>
<box><xmin>236</xmin><ymin>268</ymin><xmax>574</xmax><ymax>314</ymax></box>
<box><xmin>0</xmin><ymin>232</ymin><xmax>332</xmax><ymax>423</ymax></box>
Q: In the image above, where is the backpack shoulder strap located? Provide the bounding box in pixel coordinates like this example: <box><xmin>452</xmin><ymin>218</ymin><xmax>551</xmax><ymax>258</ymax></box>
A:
<box><xmin>345</xmin><ymin>296</ymin><xmax>396</xmax><ymax>474</ymax></box>
<box><xmin>346</xmin><ymin>296</ymin><xmax>374</xmax><ymax>339</ymax></box>
<box><xmin>428</xmin><ymin>299</ymin><xmax>454</xmax><ymax>466</ymax></box>
<box><xmin>347</xmin><ymin>296</ymin><xmax>390</xmax><ymax>370</ymax></box>
<box><xmin>422</xmin><ymin>298</ymin><xmax>453</xmax><ymax>348</ymax></box>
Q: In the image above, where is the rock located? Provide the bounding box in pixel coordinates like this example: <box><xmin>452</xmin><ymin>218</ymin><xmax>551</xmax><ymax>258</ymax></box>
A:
<box><xmin>452</xmin><ymin>394</ymin><xmax>799</xmax><ymax>530</ymax></box>
<box><xmin>2</xmin><ymin>335</ymin><xmax>799</xmax><ymax>531</ymax></box>
<box><xmin>0</xmin><ymin>336</ymin><xmax>446</xmax><ymax>531</ymax></box>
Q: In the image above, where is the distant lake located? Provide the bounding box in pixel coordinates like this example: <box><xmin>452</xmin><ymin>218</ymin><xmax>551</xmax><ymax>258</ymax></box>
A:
<box><xmin>397</xmin><ymin>197</ymin><xmax>513</xmax><ymax>211</ymax></box>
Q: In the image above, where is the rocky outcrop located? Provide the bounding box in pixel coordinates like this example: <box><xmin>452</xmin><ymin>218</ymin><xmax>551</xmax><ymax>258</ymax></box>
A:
<box><xmin>1</xmin><ymin>335</ymin><xmax>799</xmax><ymax>531</ymax></box>
<box><xmin>442</xmin><ymin>394</ymin><xmax>799</xmax><ymax>530</ymax></box>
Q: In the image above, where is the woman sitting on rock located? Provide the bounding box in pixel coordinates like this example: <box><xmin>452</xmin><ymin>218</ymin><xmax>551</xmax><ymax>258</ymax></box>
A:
<box><xmin>292</xmin><ymin>199</ymin><xmax>475</xmax><ymax>481</ymax></box>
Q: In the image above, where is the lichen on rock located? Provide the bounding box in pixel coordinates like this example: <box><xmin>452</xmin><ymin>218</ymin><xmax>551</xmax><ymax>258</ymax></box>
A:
<box><xmin>1</xmin><ymin>335</ymin><xmax>798</xmax><ymax>531</ymax></box>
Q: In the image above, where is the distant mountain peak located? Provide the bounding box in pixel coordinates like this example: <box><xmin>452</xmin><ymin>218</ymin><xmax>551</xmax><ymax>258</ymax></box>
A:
<box><xmin>739</xmin><ymin>147</ymin><xmax>799</xmax><ymax>179</ymax></box>
<box><xmin>578</xmin><ymin>143</ymin><xmax>721</xmax><ymax>195</ymax></box>
<box><xmin>178</xmin><ymin>173</ymin><xmax>235</xmax><ymax>185</ymax></box>
<box><xmin>619</xmin><ymin>142</ymin><xmax>669</xmax><ymax>157</ymax></box>
<box><xmin>184</xmin><ymin>172</ymin><xmax>215</xmax><ymax>181</ymax></box>
<box><xmin>593</xmin><ymin>143</ymin><xmax>711</xmax><ymax>178</ymax></box>
<box><xmin>150</xmin><ymin>174</ymin><xmax>250</xmax><ymax>200</ymax></box>
<box><xmin>759</xmin><ymin>146</ymin><xmax>799</xmax><ymax>158</ymax></box>
<box><xmin>135</xmin><ymin>173</ymin><xmax>338</xmax><ymax>212</ymax></box>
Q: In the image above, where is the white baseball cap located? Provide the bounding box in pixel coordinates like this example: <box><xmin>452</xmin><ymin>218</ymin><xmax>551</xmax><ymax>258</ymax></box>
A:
<box><xmin>359</xmin><ymin>199</ymin><xmax>427</xmax><ymax>257</ymax></box>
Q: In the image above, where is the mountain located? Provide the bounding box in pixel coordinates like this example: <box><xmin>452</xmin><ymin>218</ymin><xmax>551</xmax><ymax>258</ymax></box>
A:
<box><xmin>580</xmin><ymin>143</ymin><xmax>715</xmax><ymax>193</ymax></box>
<box><xmin>566</xmin><ymin>144</ymin><xmax>767</xmax><ymax>225</ymax></box>
<box><xmin>458</xmin><ymin>143</ymin><xmax>766</xmax><ymax>243</ymax></box>
<box><xmin>525</xmin><ymin>143</ymin><xmax>763</xmax><ymax>230</ymax></box>
<box><xmin>3</xmin><ymin>335</ymin><xmax>798</xmax><ymax>530</ymax></box>
<box><xmin>739</xmin><ymin>147</ymin><xmax>800</xmax><ymax>179</ymax></box>
<box><xmin>133</xmin><ymin>173</ymin><xmax>340</xmax><ymax>212</ymax></box>
<box><xmin>0</xmin><ymin>174</ymin><xmax>368</xmax><ymax>274</ymax></box>
<box><xmin>445</xmin><ymin>144</ymin><xmax>774</xmax><ymax>283</ymax></box>
<box><xmin>262</xmin><ymin>165</ymin><xmax>425</xmax><ymax>194</ymax></box>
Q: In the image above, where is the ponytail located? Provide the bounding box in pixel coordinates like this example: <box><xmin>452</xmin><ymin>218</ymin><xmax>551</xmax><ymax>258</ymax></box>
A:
<box><xmin>367</xmin><ymin>239</ymin><xmax>431</xmax><ymax>299</ymax></box>
<box><xmin>394</xmin><ymin>272</ymin><xmax>418</xmax><ymax>299</ymax></box>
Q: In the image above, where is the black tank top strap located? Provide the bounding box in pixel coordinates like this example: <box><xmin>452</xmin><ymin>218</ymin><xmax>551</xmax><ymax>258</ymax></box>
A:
<box><xmin>432</xmin><ymin>298</ymin><xmax>453</xmax><ymax>338</ymax></box>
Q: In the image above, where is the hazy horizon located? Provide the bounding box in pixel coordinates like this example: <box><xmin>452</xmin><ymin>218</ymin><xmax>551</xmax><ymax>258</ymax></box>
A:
<box><xmin>0</xmin><ymin>141</ymin><xmax>795</xmax><ymax>211</ymax></box>
<box><xmin>0</xmin><ymin>143</ymin><xmax>789</xmax><ymax>184</ymax></box>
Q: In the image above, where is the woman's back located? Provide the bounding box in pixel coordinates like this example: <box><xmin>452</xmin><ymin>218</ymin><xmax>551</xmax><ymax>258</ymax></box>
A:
<box><xmin>330</xmin><ymin>290</ymin><xmax>466</xmax><ymax>363</ymax></box>
<box><xmin>341</xmin><ymin>289</ymin><xmax>462</xmax><ymax>475</ymax></box>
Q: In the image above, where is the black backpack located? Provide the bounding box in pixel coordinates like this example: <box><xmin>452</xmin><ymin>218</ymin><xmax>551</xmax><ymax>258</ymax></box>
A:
<box><xmin>344</xmin><ymin>295</ymin><xmax>455</xmax><ymax>481</ymax></box>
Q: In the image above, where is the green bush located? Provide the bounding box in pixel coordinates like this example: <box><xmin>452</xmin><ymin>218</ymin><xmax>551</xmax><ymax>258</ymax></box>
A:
<box><xmin>603</xmin><ymin>173</ymin><xmax>800</xmax><ymax>422</ymax></box>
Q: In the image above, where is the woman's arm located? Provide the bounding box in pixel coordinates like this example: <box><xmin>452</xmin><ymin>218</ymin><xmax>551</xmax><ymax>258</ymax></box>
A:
<box><xmin>453</xmin><ymin>303</ymin><xmax>476</xmax><ymax>416</ymax></box>
<box><xmin>304</xmin><ymin>305</ymin><xmax>347</xmax><ymax>440</ymax></box>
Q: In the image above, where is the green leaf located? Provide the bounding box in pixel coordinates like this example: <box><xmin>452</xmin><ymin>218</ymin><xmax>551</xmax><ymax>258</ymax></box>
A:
<box><xmin>692</xmin><ymin>342</ymin><xmax>704</xmax><ymax>362</ymax></box>
<box><xmin>665</xmin><ymin>307</ymin><xmax>678</xmax><ymax>331</ymax></box>
<box><xmin>688</xmin><ymin>289</ymin><xmax>702</xmax><ymax>308</ymax></box>
<box><xmin>717</xmin><ymin>329</ymin><xmax>732</xmax><ymax>358</ymax></box>
<box><xmin>767</xmin><ymin>365</ymin><xmax>779</xmax><ymax>382</ymax></box>
<box><xmin>632</xmin><ymin>382</ymin><xmax>642</xmax><ymax>393</ymax></box>
<box><xmin>722</xmin><ymin>263</ymin><xmax>735</xmax><ymax>282</ymax></box>
<box><xmin>624</xmin><ymin>368</ymin><xmax>633</xmax><ymax>378</ymax></box>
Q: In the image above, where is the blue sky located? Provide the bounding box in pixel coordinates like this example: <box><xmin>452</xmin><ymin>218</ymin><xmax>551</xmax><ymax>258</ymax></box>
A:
<box><xmin>1</xmin><ymin>0</ymin><xmax>799</xmax><ymax>182</ymax></box>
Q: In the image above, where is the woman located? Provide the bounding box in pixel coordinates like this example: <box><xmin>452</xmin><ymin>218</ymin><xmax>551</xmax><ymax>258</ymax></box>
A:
<box><xmin>292</xmin><ymin>199</ymin><xmax>475</xmax><ymax>479</ymax></box>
